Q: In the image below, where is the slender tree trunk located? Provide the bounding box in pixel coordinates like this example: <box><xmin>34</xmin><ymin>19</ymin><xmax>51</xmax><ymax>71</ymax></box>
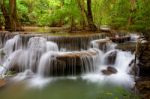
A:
<box><xmin>76</xmin><ymin>0</ymin><xmax>97</xmax><ymax>31</ymax></box>
<box><xmin>76</xmin><ymin>0</ymin><xmax>87</xmax><ymax>29</ymax></box>
<box><xmin>0</xmin><ymin>0</ymin><xmax>11</xmax><ymax>30</ymax></box>
<box><xmin>127</xmin><ymin>0</ymin><xmax>136</xmax><ymax>29</ymax></box>
<box><xmin>86</xmin><ymin>0</ymin><xmax>97</xmax><ymax>31</ymax></box>
<box><xmin>9</xmin><ymin>0</ymin><xmax>22</xmax><ymax>31</ymax></box>
<box><xmin>70</xmin><ymin>15</ymin><xmax>76</xmax><ymax>31</ymax></box>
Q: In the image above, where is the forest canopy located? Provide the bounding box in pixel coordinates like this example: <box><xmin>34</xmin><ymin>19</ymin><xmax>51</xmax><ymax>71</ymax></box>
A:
<box><xmin>0</xmin><ymin>0</ymin><xmax>150</xmax><ymax>32</ymax></box>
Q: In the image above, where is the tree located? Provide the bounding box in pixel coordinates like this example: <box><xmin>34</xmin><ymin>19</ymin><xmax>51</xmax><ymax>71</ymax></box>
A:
<box><xmin>127</xmin><ymin>0</ymin><xmax>137</xmax><ymax>29</ymax></box>
<box><xmin>86</xmin><ymin>0</ymin><xmax>97</xmax><ymax>31</ymax></box>
<box><xmin>0</xmin><ymin>0</ymin><xmax>22</xmax><ymax>31</ymax></box>
<box><xmin>76</xmin><ymin>0</ymin><xmax>97</xmax><ymax>31</ymax></box>
<box><xmin>0</xmin><ymin>0</ymin><xmax>11</xmax><ymax>30</ymax></box>
<box><xmin>76</xmin><ymin>0</ymin><xmax>87</xmax><ymax>29</ymax></box>
<box><xmin>9</xmin><ymin>0</ymin><xmax>22</xmax><ymax>31</ymax></box>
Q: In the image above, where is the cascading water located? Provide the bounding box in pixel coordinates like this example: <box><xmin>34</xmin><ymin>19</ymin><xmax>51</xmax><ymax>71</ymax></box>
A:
<box><xmin>3</xmin><ymin>35</ymin><xmax>22</xmax><ymax>56</ymax></box>
<box><xmin>0</xmin><ymin>33</ymin><xmax>139</xmax><ymax>89</ymax></box>
<box><xmin>0</xmin><ymin>36</ymin><xmax>59</xmax><ymax>76</ymax></box>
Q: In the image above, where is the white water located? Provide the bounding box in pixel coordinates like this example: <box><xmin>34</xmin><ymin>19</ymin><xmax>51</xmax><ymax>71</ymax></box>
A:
<box><xmin>3</xmin><ymin>35</ymin><xmax>22</xmax><ymax>56</ymax></box>
<box><xmin>90</xmin><ymin>38</ymin><xmax>117</xmax><ymax>52</ymax></box>
<box><xmin>0</xmin><ymin>34</ymin><xmax>138</xmax><ymax>89</ymax></box>
<box><xmin>82</xmin><ymin>49</ymin><xmax>135</xmax><ymax>88</ymax></box>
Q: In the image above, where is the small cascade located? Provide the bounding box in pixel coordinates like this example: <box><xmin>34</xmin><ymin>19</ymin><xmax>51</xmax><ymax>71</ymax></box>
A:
<box><xmin>28</xmin><ymin>37</ymin><xmax>48</xmax><ymax>71</ymax></box>
<box><xmin>130</xmin><ymin>34</ymin><xmax>140</xmax><ymax>42</ymax></box>
<box><xmin>3</xmin><ymin>35</ymin><xmax>22</xmax><ymax>56</ymax></box>
<box><xmin>0</xmin><ymin>36</ymin><xmax>59</xmax><ymax>75</ymax></box>
<box><xmin>90</xmin><ymin>38</ymin><xmax>117</xmax><ymax>52</ymax></box>
<box><xmin>114</xmin><ymin>51</ymin><xmax>134</xmax><ymax>72</ymax></box>
<box><xmin>102</xmin><ymin>49</ymin><xmax>118</xmax><ymax>65</ymax></box>
<box><xmin>37</xmin><ymin>51</ymin><xmax>58</xmax><ymax>76</ymax></box>
<box><xmin>37</xmin><ymin>49</ymin><xmax>100</xmax><ymax>76</ymax></box>
<box><xmin>46</xmin><ymin>41</ymin><xmax>59</xmax><ymax>51</ymax></box>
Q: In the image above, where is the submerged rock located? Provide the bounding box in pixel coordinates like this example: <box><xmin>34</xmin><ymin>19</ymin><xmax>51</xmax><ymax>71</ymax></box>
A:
<box><xmin>101</xmin><ymin>66</ymin><xmax>117</xmax><ymax>75</ymax></box>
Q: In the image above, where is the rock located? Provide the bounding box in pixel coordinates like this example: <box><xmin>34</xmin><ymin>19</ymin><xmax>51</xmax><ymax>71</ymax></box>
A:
<box><xmin>101</xmin><ymin>66</ymin><xmax>117</xmax><ymax>75</ymax></box>
<box><xmin>47</xmin><ymin>49</ymin><xmax>99</xmax><ymax>76</ymax></box>
<box><xmin>0</xmin><ymin>79</ymin><xmax>6</xmax><ymax>88</ymax></box>
<box><xmin>136</xmin><ymin>78</ymin><xmax>150</xmax><ymax>99</ymax></box>
<box><xmin>110</xmin><ymin>36</ymin><xmax>130</xmax><ymax>43</ymax></box>
<box><xmin>116</xmin><ymin>42</ymin><xmax>136</xmax><ymax>52</ymax></box>
<box><xmin>107</xmin><ymin>66</ymin><xmax>117</xmax><ymax>73</ymax></box>
<box><xmin>136</xmin><ymin>42</ymin><xmax>150</xmax><ymax>99</ymax></box>
<box><xmin>105</xmin><ymin>51</ymin><xmax>117</xmax><ymax>65</ymax></box>
<box><xmin>138</xmin><ymin>42</ymin><xmax>150</xmax><ymax>76</ymax></box>
<box><xmin>100</xmin><ymin>27</ymin><xmax>111</xmax><ymax>33</ymax></box>
<box><xmin>90</xmin><ymin>39</ymin><xmax>112</xmax><ymax>51</ymax></box>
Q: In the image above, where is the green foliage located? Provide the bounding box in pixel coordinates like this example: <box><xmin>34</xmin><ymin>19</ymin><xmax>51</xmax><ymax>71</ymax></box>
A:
<box><xmin>16</xmin><ymin>0</ymin><xmax>82</xmax><ymax>26</ymax></box>
<box><xmin>1</xmin><ymin>0</ymin><xmax>149</xmax><ymax>31</ymax></box>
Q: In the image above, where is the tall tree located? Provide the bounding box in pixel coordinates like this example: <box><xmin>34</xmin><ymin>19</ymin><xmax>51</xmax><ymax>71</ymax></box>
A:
<box><xmin>0</xmin><ymin>0</ymin><xmax>11</xmax><ymax>30</ymax></box>
<box><xmin>86</xmin><ymin>0</ymin><xmax>97</xmax><ymax>31</ymax></box>
<box><xmin>127</xmin><ymin>0</ymin><xmax>137</xmax><ymax>28</ymax></box>
<box><xmin>76</xmin><ymin>0</ymin><xmax>87</xmax><ymax>29</ymax></box>
<box><xmin>9</xmin><ymin>0</ymin><xmax>22</xmax><ymax>31</ymax></box>
<box><xmin>76</xmin><ymin>0</ymin><xmax>97</xmax><ymax>31</ymax></box>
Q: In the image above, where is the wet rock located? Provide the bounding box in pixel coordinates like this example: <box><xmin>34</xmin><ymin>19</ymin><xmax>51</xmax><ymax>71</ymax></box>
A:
<box><xmin>105</xmin><ymin>51</ymin><xmax>117</xmax><ymax>65</ymax></box>
<box><xmin>47</xmin><ymin>49</ymin><xmax>99</xmax><ymax>76</ymax></box>
<box><xmin>90</xmin><ymin>39</ymin><xmax>112</xmax><ymax>51</ymax></box>
<box><xmin>136</xmin><ymin>42</ymin><xmax>150</xmax><ymax>99</ymax></box>
<box><xmin>138</xmin><ymin>42</ymin><xmax>150</xmax><ymax>76</ymax></box>
<box><xmin>101</xmin><ymin>66</ymin><xmax>117</xmax><ymax>75</ymax></box>
<box><xmin>116</xmin><ymin>42</ymin><xmax>136</xmax><ymax>52</ymax></box>
<box><xmin>100</xmin><ymin>26</ymin><xmax>111</xmax><ymax>33</ymax></box>
<box><xmin>110</xmin><ymin>36</ymin><xmax>130</xmax><ymax>43</ymax></box>
<box><xmin>136</xmin><ymin>78</ymin><xmax>150</xmax><ymax>99</ymax></box>
<box><xmin>0</xmin><ymin>79</ymin><xmax>6</xmax><ymax>88</ymax></box>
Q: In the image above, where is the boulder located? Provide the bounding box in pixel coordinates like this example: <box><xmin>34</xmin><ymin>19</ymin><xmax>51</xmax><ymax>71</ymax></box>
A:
<box><xmin>101</xmin><ymin>66</ymin><xmax>117</xmax><ymax>75</ymax></box>
<box><xmin>105</xmin><ymin>51</ymin><xmax>117</xmax><ymax>65</ymax></box>
<box><xmin>45</xmin><ymin>49</ymin><xmax>99</xmax><ymax>76</ymax></box>
<box><xmin>91</xmin><ymin>39</ymin><xmax>112</xmax><ymax>51</ymax></box>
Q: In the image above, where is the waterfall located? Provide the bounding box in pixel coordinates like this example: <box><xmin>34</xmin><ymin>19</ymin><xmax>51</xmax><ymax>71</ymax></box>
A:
<box><xmin>37</xmin><ymin>49</ymin><xmax>100</xmax><ymax>76</ymax></box>
<box><xmin>3</xmin><ymin>35</ymin><xmax>22</xmax><ymax>56</ymax></box>
<box><xmin>37</xmin><ymin>51</ymin><xmax>58</xmax><ymax>76</ymax></box>
<box><xmin>90</xmin><ymin>38</ymin><xmax>117</xmax><ymax>52</ymax></box>
<box><xmin>0</xmin><ymin>36</ymin><xmax>59</xmax><ymax>76</ymax></box>
<box><xmin>0</xmin><ymin>33</ymin><xmax>139</xmax><ymax>88</ymax></box>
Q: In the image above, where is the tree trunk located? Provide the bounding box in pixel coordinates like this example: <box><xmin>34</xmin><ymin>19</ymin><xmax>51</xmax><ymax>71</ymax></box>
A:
<box><xmin>76</xmin><ymin>0</ymin><xmax>97</xmax><ymax>31</ymax></box>
<box><xmin>0</xmin><ymin>0</ymin><xmax>11</xmax><ymax>30</ymax></box>
<box><xmin>9</xmin><ymin>0</ymin><xmax>22</xmax><ymax>31</ymax></box>
<box><xmin>76</xmin><ymin>0</ymin><xmax>87</xmax><ymax>29</ymax></box>
<box><xmin>127</xmin><ymin>0</ymin><xmax>136</xmax><ymax>29</ymax></box>
<box><xmin>86</xmin><ymin>0</ymin><xmax>97</xmax><ymax>31</ymax></box>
